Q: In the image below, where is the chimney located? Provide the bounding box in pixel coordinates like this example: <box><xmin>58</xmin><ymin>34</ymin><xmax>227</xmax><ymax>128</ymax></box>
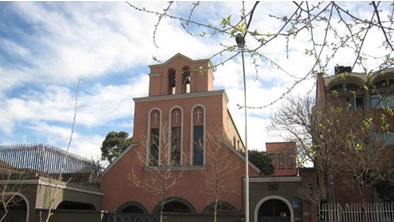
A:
<box><xmin>335</xmin><ymin>66</ymin><xmax>352</xmax><ymax>75</ymax></box>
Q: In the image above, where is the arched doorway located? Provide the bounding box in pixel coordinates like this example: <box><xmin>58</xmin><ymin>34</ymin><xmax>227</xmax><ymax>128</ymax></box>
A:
<box><xmin>0</xmin><ymin>193</ymin><xmax>29</xmax><ymax>222</ymax></box>
<box><xmin>57</xmin><ymin>201</ymin><xmax>95</xmax><ymax>210</ymax></box>
<box><xmin>254</xmin><ymin>196</ymin><xmax>293</xmax><ymax>222</ymax></box>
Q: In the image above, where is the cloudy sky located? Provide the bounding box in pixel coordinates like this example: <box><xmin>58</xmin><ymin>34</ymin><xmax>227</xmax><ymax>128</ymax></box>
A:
<box><xmin>0</xmin><ymin>2</ymin><xmax>391</xmax><ymax>162</ymax></box>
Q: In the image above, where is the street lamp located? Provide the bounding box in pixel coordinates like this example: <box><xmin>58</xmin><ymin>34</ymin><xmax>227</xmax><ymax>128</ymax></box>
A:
<box><xmin>236</xmin><ymin>33</ymin><xmax>249</xmax><ymax>222</ymax></box>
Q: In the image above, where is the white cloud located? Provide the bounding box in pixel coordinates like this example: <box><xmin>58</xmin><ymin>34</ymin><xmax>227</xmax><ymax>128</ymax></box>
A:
<box><xmin>1</xmin><ymin>39</ymin><xmax>31</xmax><ymax>57</ymax></box>
<box><xmin>69</xmin><ymin>133</ymin><xmax>104</xmax><ymax>161</ymax></box>
<box><xmin>77</xmin><ymin>76</ymin><xmax>148</xmax><ymax>127</ymax></box>
<box><xmin>1</xmin><ymin>1</ymin><xmax>392</xmax><ymax>158</ymax></box>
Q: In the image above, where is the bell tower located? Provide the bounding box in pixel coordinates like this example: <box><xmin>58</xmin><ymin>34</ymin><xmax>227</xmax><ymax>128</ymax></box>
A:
<box><xmin>133</xmin><ymin>53</ymin><xmax>245</xmax><ymax>167</ymax></box>
<box><xmin>148</xmin><ymin>53</ymin><xmax>215</xmax><ymax>96</ymax></box>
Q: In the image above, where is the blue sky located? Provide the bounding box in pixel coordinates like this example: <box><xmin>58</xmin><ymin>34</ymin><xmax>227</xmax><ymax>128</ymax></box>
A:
<box><xmin>0</xmin><ymin>2</ymin><xmax>391</xmax><ymax>162</ymax></box>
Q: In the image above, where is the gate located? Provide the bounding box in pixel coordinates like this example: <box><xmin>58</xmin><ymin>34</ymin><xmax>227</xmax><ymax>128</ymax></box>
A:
<box><xmin>319</xmin><ymin>203</ymin><xmax>394</xmax><ymax>222</ymax></box>
<box><xmin>101</xmin><ymin>213</ymin><xmax>159</xmax><ymax>222</ymax></box>
<box><xmin>0</xmin><ymin>210</ymin><xmax>27</xmax><ymax>222</ymax></box>
<box><xmin>260</xmin><ymin>216</ymin><xmax>290</xmax><ymax>222</ymax></box>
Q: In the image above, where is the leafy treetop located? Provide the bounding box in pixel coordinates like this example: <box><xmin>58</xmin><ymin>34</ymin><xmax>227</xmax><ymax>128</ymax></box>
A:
<box><xmin>248</xmin><ymin>149</ymin><xmax>274</xmax><ymax>175</ymax></box>
<box><xmin>101</xmin><ymin>131</ymin><xmax>133</xmax><ymax>164</ymax></box>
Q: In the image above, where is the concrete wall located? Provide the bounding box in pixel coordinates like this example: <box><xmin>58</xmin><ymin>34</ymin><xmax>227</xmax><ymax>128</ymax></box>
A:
<box><xmin>35</xmin><ymin>177</ymin><xmax>103</xmax><ymax>211</ymax></box>
<box><xmin>249</xmin><ymin>177</ymin><xmax>302</xmax><ymax>222</ymax></box>
<box><xmin>1</xmin><ymin>177</ymin><xmax>103</xmax><ymax>222</ymax></box>
<box><xmin>102</xmin><ymin>213</ymin><xmax>243</xmax><ymax>222</ymax></box>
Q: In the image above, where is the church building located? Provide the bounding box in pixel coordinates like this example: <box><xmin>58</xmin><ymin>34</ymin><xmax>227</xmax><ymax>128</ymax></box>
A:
<box><xmin>100</xmin><ymin>53</ymin><xmax>261</xmax><ymax>220</ymax></box>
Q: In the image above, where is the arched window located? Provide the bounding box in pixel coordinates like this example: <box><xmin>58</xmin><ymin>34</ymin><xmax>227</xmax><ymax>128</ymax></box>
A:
<box><xmin>153</xmin><ymin>197</ymin><xmax>196</xmax><ymax>214</ymax></box>
<box><xmin>168</xmin><ymin>68</ymin><xmax>176</xmax><ymax>95</ymax></box>
<box><xmin>203</xmin><ymin>201</ymin><xmax>239</xmax><ymax>214</ymax></box>
<box><xmin>374</xmin><ymin>78</ymin><xmax>394</xmax><ymax>88</ymax></box>
<box><xmin>169</xmin><ymin>107</ymin><xmax>183</xmax><ymax>166</ymax></box>
<box><xmin>371</xmin><ymin>78</ymin><xmax>394</xmax><ymax>109</ymax></box>
<box><xmin>191</xmin><ymin>105</ymin><xmax>205</xmax><ymax>166</ymax></box>
<box><xmin>344</xmin><ymin>83</ymin><xmax>361</xmax><ymax>91</ymax></box>
<box><xmin>182</xmin><ymin>66</ymin><xmax>191</xmax><ymax>93</ymax></box>
<box><xmin>329</xmin><ymin>82</ymin><xmax>364</xmax><ymax>110</ymax></box>
<box><xmin>117</xmin><ymin>201</ymin><xmax>148</xmax><ymax>214</ymax></box>
<box><xmin>329</xmin><ymin>83</ymin><xmax>361</xmax><ymax>92</ymax></box>
<box><xmin>148</xmin><ymin>109</ymin><xmax>162</xmax><ymax>166</ymax></box>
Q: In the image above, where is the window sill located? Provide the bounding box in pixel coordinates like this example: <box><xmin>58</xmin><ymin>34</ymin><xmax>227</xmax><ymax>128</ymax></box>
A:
<box><xmin>143</xmin><ymin>165</ymin><xmax>207</xmax><ymax>171</ymax></box>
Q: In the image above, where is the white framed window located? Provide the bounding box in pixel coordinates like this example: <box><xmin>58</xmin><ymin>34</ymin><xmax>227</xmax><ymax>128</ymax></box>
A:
<box><xmin>377</xmin><ymin>131</ymin><xmax>394</xmax><ymax>146</ymax></box>
<box><xmin>147</xmin><ymin>109</ymin><xmax>162</xmax><ymax>166</ymax></box>
<box><xmin>371</xmin><ymin>94</ymin><xmax>394</xmax><ymax>109</ymax></box>
<box><xmin>346</xmin><ymin>97</ymin><xmax>364</xmax><ymax>110</ymax></box>
<box><xmin>190</xmin><ymin>105</ymin><xmax>206</xmax><ymax>166</ymax></box>
<box><xmin>169</xmin><ymin>107</ymin><xmax>183</xmax><ymax>166</ymax></box>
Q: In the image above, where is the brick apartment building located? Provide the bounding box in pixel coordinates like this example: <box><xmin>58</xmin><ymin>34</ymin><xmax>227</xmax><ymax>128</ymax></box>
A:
<box><xmin>315</xmin><ymin>66</ymin><xmax>394</xmax><ymax>205</ymax></box>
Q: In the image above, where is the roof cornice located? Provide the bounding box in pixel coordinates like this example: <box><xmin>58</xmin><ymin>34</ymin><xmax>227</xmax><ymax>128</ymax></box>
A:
<box><xmin>248</xmin><ymin>176</ymin><xmax>301</xmax><ymax>183</ymax></box>
<box><xmin>0</xmin><ymin>178</ymin><xmax>104</xmax><ymax>196</ymax></box>
<box><xmin>133</xmin><ymin>90</ymin><xmax>229</xmax><ymax>103</ymax></box>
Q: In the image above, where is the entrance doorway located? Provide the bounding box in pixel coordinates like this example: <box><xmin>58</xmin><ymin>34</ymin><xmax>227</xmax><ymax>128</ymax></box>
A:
<box><xmin>0</xmin><ymin>194</ymin><xmax>28</xmax><ymax>222</ymax></box>
<box><xmin>258</xmin><ymin>199</ymin><xmax>290</xmax><ymax>222</ymax></box>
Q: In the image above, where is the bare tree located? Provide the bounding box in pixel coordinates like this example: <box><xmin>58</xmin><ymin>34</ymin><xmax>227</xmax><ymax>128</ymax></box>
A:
<box><xmin>43</xmin><ymin>78</ymin><xmax>82</xmax><ymax>222</ymax></box>
<box><xmin>125</xmin><ymin>1</ymin><xmax>394</xmax><ymax>108</ymax></box>
<box><xmin>0</xmin><ymin>165</ymin><xmax>27</xmax><ymax>222</ymax></box>
<box><xmin>201</xmin><ymin>129</ymin><xmax>240</xmax><ymax>222</ymax></box>
<box><xmin>268</xmin><ymin>95</ymin><xmax>314</xmax><ymax>165</ymax></box>
<box><xmin>127</xmin><ymin>124</ymin><xmax>184</xmax><ymax>222</ymax></box>
<box><xmin>268</xmin><ymin>94</ymin><xmax>335</xmax><ymax>202</ymax></box>
<box><xmin>269</xmin><ymin>92</ymin><xmax>394</xmax><ymax>203</ymax></box>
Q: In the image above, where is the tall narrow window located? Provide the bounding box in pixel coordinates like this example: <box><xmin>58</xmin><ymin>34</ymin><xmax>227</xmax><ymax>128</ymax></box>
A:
<box><xmin>269</xmin><ymin>153</ymin><xmax>276</xmax><ymax>169</ymax></box>
<box><xmin>171</xmin><ymin>127</ymin><xmax>181</xmax><ymax>165</ymax></box>
<box><xmin>371</xmin><ymin>94</ymin><xmax>394</xmax><ymax>109</ymax></box>
<box><xmin>191</xmin><ymin>105</ymin><xmax>205</xmax><ymax>166</ymax></box>
<box><xmin>286</xmin><ymin>153</ymin><xmax>293</xmax><ymax>169</ymax></box>
<box><xmin>278</xmin><ymin>153</ymin><xmax>285</xmax><ymax>169</ymax></box>
<box><xmin>193</xmin><ymin>125</ymin><xmax>204</xmax><ymax>165</ymax></box>
<box><xmin>170</xmin><ymin>107</ymin><xmax>182</xmax><ymax>165</ymax></box>
<box><xmin>346</xmin><ymin>97</ymin><xmax>364</xmax><ymax>110</ymax></box>
<box><xmin>168</xmin><ymin>68</ymin><xmax>176</xmax><ymax>95</ymax></box>
<box><xmin>150</xmin><ymin>128</ymin><xmax>160</xmax><ymax>166</ymax></box>
<box><xmin>148</xmin><ymin>109</ymin><xmax>161</xmax><ymax>166</ymax></box>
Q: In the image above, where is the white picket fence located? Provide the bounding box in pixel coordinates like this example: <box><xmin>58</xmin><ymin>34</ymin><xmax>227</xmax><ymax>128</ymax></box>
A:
<box><xmin>319</xmin><ymin>203</ymin><xmax>394</xmax><ymax>222</ymax></box>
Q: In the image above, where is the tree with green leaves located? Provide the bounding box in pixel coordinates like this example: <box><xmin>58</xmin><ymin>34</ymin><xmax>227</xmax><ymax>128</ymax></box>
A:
<box><xmin>248</xmin><ymin>150</ymin><xmax>274</xmax><ymax>176</ymax></box>
<box><xmin>101</xmin><ymin>131</ymin><xmax>133</xmax><ymax>164</ymax></box>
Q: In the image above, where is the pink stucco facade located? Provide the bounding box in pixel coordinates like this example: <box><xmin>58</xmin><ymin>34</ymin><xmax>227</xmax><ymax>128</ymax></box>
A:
<box><xmin>101</xmin><ymin>53</ymin><xmax>260</xmax><ymax>214</ymax></box>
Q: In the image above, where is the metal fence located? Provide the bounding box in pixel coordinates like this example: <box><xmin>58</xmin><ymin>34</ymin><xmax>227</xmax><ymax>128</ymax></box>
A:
<box><xmin>319</xmin><ymin>203</ymin><xmax>394</xmax><ymax>222</ymax></box>
<box><xmin>101</xmin><ymin>213</ymin><xmax>160</xmax><ymax>222</ymax></box>
<box><xmin>0</xmin><ymin>144</ymin><xmax>101</xmax><ymax>184</ymax></box>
